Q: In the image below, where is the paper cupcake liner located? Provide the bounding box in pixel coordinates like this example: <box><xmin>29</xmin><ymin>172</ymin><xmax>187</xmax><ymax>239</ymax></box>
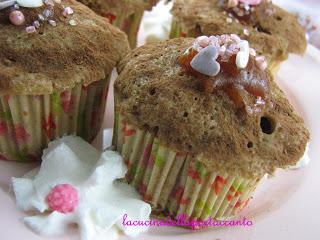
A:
<box><xmin>0</xmin><ymin>76</ymin><xmax>110</xmax><ymax>162</ymax></box>
<box><xmin>103</xmin><ymin>9</ymin><xmax>145</xmax><ymax>48</ymax></box>
<box><xmin>113</xmin><ymin>112</ymin><xmax>260</xmax><ymax>223</ymax></box>
<box><xmin>170</xmin><ymin>19</ymin><xmax>283</xmax><ymax>75</ymax></box>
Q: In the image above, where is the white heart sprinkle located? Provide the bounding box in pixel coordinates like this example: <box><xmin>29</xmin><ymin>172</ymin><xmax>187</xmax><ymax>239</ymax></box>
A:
<box><xmin>190</xmin><ymin>45</ymin><xmax>221</xmax><ymax>77</ymax></box>
<box><xmin>17</xmin><ymin>0</ymin><xmax>43</xmax><ymax>8</ymax></box>
<box><xmin>0</xmin><ymin>0</ymin><xmax>16</xmax><ymax>10</ymax></box>
<box><xmin>236</xmin><ymin>40</ymin><xmax>249</xmax><ymax>69</ymax></box>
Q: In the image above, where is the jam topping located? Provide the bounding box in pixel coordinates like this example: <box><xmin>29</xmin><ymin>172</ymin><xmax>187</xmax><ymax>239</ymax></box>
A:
<box><xmin>178</xmin><ymin>34</ymin><xmax>269</xmax><ymax>114</ymax></box>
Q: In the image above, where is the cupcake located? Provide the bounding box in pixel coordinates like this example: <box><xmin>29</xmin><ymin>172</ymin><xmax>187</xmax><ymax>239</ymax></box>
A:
<box><xmin>170</xmin><ymin>0</ymin><xmax>307</xmax><ymax>74</ymax></box>
<box><xmin>0</xmin><ymin>0</ymin><xmax>129</xmax><ymax>161</ymax></box>
<box><xmin>77</xmin><ymin>0</ymin><xmax>160</xmax><ymax>48</ymax></box>
<box><xmin>113</xmin><ymin>36</ymin><xmax>309</xmax><ymax>224</ymax></box>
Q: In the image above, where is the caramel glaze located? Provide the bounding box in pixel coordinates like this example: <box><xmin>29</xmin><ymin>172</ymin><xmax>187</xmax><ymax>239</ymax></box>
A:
<box><xmin>178</xmin><ymin>49</ymin><xmax>270</xmax><ymax>113</ymax></box>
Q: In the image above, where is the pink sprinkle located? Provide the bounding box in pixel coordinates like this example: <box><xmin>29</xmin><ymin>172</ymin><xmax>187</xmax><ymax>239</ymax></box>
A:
<box><xmin>243</xmin><ymin>28</ymin><xmax>250</xmax><ymax>36</ymax></box>
<box><xmin>46</xmin><ymin>184</ymin><xmax>79</xmax><ymax>214</ymax></box>
<box><xmin>230</xmin><ymin>34</ymin><xmax>241</xmax><ymax>43</ymax></box>
<box><xmin>25</xmin><ymin>26</ymin><xmax>36</xmax><ymax>34</ymax></box>
<box><xmin>255</xmin><ymin>56</ymin><xmax>268</xmax><ymax>70</ymax></box>
<box><xmin>239</xmin><ymin>0</ymin><xmax>261</xmax><ymax>6</ymax></box>
<box><xmin>265</xmin><ymin>8</ymin><xmax>274</xmax><ymax>16</ymax></box>
<box><xmin>220</xmin><ymin>34</ymin><xmax>231</xmax><ymax>44</ymax></box>
<box><xmin>209</xmin><ymin>36</ymin><xmax>219</xmax><ymax>48</ymax></box>
<box><xmin>49</xmin><ymin>19</ymin><xmax>57</xmax><ymax>26</ymax></box>
<box><xmin>249</xmin><ymin>48</ymin><xmax>256</xmax><ymax>56</ymax></box>
<box><xmin>33</xmin><ymin>20</ymin><xmax>40</xmax><ymax>28</ymax></box>
<box><xmin>196</xmin><ymin>36</ymin><xmax>210</xmax><ymax>48</ymax></box>
<box><xmin>63</xmin><ymin>6</ymin><xmax>74</xmax><ymax>16</ymax></box>
<box><xmin>44</xmin><ymin>0</ymin><xmax>54</xmax><ymax>6</ymax></box>
<box><xmin>228</xmin><ymin>0</ymin><xmax>239</xmax><ymax>8</ymax></box>
<box><xmin>9</xmin><ymin>10</ymin><xmax>25</xmax><ymax>26</ymax></box>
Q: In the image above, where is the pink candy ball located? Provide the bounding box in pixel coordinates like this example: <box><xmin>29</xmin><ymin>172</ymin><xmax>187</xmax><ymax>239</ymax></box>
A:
<box><xmin>196</xmin><ymin>36</ymin><xmax>211</xmax><ymax>48</ymax></box>
<box><xmin>46</xmin><ymin>184</ymin><xmax>79</xmax><ymax>214</ymax></box>
<box><xmin>9</xmin><ymin>10</ymin><xmax>25</xmax><ymax>26</ymax></box>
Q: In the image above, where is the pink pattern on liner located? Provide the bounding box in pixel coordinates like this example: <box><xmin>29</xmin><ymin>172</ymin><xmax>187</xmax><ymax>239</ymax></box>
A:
<box><xmin>11</xmin><ymin>125</ymin><xmax>30</xmax><ymax>144</ymax></box>
<box><xmin>0</xmin><ymin>121</ymin><xmax>8</xmax><ymax>135</ymax></box>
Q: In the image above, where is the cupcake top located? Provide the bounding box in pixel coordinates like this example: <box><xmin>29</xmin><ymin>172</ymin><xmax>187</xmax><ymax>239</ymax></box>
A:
<box><xmin>172</xmin><ymin>0</ymin><xmax>307</xmax><ymax>63</ymax></box>
<box><xmin>115</xmin><ymin>37</ymin><xmax>309</xmax><ymax>178</ymax></box>
<box><xmin>77</xmin><ymin>0</ymin><xmax>159</xmax><ymax>20</ymax></box>
<box><xmin>0</xmin><ymin>0</ymin><xmax>130</xmax><ymax>96</ymax></box>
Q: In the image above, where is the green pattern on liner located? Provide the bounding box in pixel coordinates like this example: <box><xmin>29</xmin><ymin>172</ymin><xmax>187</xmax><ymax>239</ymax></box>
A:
<box><xmin>194</xmin><ymin>199</ymin><xmax>206</xmax><ymax>215</ymax></box>
<box><xmin>155</xmin><ymin>155</ymin><xmax>165</xmax><ymax>168</ymax></box>
<box><xmin>203</xmin><ymin>205</ymin><xmax>212</xmax><ymax>216</ymax></box>
<box><xmin>0</xmin><ymin>110</ymin><xmax>12</xmax><ymax>121</ymax></box>
<box><xmin>130</xmin><ymin>163</ymin><xmax>139</xmax><ymax>177</ymax></box>
<box><xmin>238</xmin><ymin>182</ymin><xmax>246</xmax><ymax>192</ymax></box>
<box><xmin>195</xmin><ymin>160</ymin><xmax>206</xmax><ymax>179</ymax></box>
<box><xmin>51</xmin><ymin>92</ymin><xmax>62</xmax><ymax>115</ymax></box>
<box><xmin>15</xmin><ymin>148</ymin><xmax>28</xmax><ymax>162</ymax></box>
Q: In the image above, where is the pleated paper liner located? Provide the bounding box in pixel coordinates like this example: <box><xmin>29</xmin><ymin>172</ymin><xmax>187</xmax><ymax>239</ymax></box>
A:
<box><xmin>0</xmin><ymin>76</ymin><xmax>110</xmax><ymax>162</ymax></box>
<box><xmin>113</xmin><ymin>112</ymin><xmax>260</xmax><ymax>224</ymax></box>
<box><xmin>103</xmin><ymin>9</ymin><xmax>145</xmax><ymax>48</ymax></box>
<box><xmin>169</xmin><ymin>19</ymin><xmax>282</xmax><ymax>75</ymax></box>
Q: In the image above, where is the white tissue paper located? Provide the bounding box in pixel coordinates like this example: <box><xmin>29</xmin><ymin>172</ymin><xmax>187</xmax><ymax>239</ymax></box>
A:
<box><xmin>11</xmin><ymin>136</ymin><xmax>151</xmax><ymax>240</ymax></box>
<box><xmin>140</xmin><ymin>0</ymin><xmax>173</xmax><ymax>44</ymax></box>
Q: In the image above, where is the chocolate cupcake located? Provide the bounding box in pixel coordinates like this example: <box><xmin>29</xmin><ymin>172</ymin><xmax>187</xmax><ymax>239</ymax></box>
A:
<box><xmin>113</xmin><ymin>36</ymin><xmax>309</xmax><ymax>224</ymax></box>
<box><xmin>170</xmin><ymin>0</ymin><xmax>307</xmax><ymax>74</ymax></box>
<box><xmin>77</xmin><ymin>0</ymin><xmax>160</xmax><ymax>48</ymax></box>
<box><xmin>0</xmin><ymin>0</ymin><xmax>129</xmax><ymax>161</ymax></box>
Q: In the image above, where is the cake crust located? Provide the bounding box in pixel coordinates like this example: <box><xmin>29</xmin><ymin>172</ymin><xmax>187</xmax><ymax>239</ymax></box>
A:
<box><xmin>172</xmin><ymin>0</ymin><xmax>307</xmax><ymax>63</ymax></box>
<box><xmin>0</xmin><ymin>0</ymin><xmax>130</xmax><ymax>96</ymax></box>
<box><xmin>115</xmin><ymin>38</ymin><xmax>309</xmax><ymax>178</ymax></box>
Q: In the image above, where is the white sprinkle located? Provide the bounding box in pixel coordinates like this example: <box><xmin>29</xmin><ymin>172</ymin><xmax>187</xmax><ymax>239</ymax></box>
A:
<box><xmin>255</xmin><ymin>56</ymin><xmax>268</xmax><ymax>70</ymax></box>
<box><xmin>243</xmin><ymin>28</ymin><xmax>250</xmax><ymax>36</ymax></box>
<box><xmin>226</xmin><ymin>17</ymin><xmax>233</xmax><ymax>23</ymax></box>
<box><xmin>63</xmin><ymin>7</ymin><xmax>74</xmax><ymax>17</ymax></box>
<box><xmin>244</xmin><ymin>4</ymin><xmax>250</xmax><ymax>11</ymax></box>
<box><xmin>43</xmin><ymin>9</ymin><xmax>52</xmax><ymax>19</ymax></box>
<box><xmin>236</xmin><ymin>40</ymin><xmax>250</xmax><ymax>69</ymax></box>
<box><xmin>38</xmin><ymin>14</ymin><xmax>45</xmax><ymax>22</ymax></box>
<box><xmin>49</xmin><ymin>19</ymin><xmax>57</xmax><ymax>26</ymax></box>
<box><xmin>44</xmin><ymin>0</ymin><xmax>54</xmax><ymax>6</ymax></box>
<box><xmin>69</xmin><ymin>19</ymin><xmax>77</xmax><ymax>26</ymax></box>
<box><xmin>219</xmin><ymin>45</ymin><xmax>226</xmax><ymax>56</ymax></box>
<box><xmin>33</xmin><ymin>20</ymin><xmax>40</xmax><ymax>28</ymax></box>
<box><xmin>25</xmin><ymin>26</ymin><xmax>36</xmax><ymax>33</ymax></box>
